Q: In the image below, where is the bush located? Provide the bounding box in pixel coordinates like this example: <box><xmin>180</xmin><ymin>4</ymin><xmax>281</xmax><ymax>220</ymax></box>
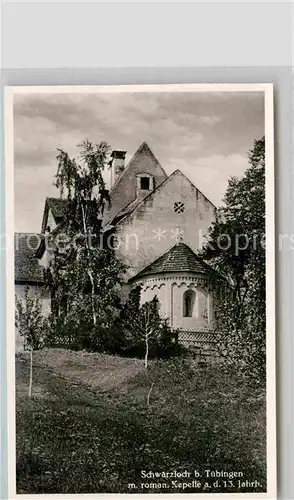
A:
<box><xmin>43</xmin><ymin>292</ymin><xmax>185</xmax><ymax>362</ymax></box>
<box><xmin>119</xmin><ymin>323</ymin><xmax>184</xmax><ymax>360</ymax></box>
<box><xmin>42</xmin><ymin>315</ymin><xmax>117</xmax><ymax>352</ymax></box>
<box><xmin>15</xmin><ymin>289</ymin><xmax>48</xmax><ymax>350</ymax></box>
<box><xmin>117</xmin><ymin>295</ymin><xmax>185</xmax><ymax>362</ymax></box>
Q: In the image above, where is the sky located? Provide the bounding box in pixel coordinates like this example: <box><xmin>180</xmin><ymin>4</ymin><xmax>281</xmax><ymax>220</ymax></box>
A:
<box><xmin>13</xmin><ymin>90</ymin><xmax>264</xmax><ymax>233</ymax></box>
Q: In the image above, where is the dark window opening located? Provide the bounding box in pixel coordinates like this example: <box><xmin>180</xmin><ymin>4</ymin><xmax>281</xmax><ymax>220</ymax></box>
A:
<box><xmin>140</xmin><ymin>177</ymin><xmax>151</xmax><ymax>190</ymax></box>
<box><xmin>183</xmin><ymin>290</ymin><xmax>196</xmax><ymax>317</ymax></box>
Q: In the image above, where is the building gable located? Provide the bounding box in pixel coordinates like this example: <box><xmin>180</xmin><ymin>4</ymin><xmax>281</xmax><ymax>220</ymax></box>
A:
<box><xmin>117</xmin><ymin>169</ymin><xmax>216</xmax><ymax>225</ymax></box>
<box><xmin>113</xmin><ymin>170</ymin><xmax>216</xmax><ymax>279</ymax></box>
<box><xmin>39</xmin><ymin>144</ymin><xmax>167</xmax><ymax>232</ymax></box>
<box><xmin>103</xmin><ymin>142</ymin><xmax>168</xmax><ymax>226</ymax></box>
<box><xmin>41</xmin><ymin>197</ymin><xmax>68</xmax><ymax>233</ymax></box>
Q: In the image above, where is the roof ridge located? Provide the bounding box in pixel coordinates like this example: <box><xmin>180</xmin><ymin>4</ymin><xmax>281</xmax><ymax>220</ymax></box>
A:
<box><xmin>112</xmin><ymin>172</ymin><xmax>174</xmax><ymax>228</ymax></box>
<box><xmin>137</xmin><ymin>141</ymin><xmax>161</xmax><ymax>163</ymax></box>
<box><xmin>15</xmin><ymin>231</ymin><xmax>42</xmax><ymax>236</ymax></box>
<box><xmin>113</xmin><ymin>170</ymin><xmax>216</xmax><ymax>230</ymax></box>
<box><xmin>129</xmin><ymin>241</ymin><xmax>178</xmax><ymax>279</ymax></box>
<box><xmin>169</xmin><ymin>169</ymin><xmax>216</xmax><ymax>210</ymax></box>
<box><xmin>47</xmin><ymin>196</ymin><xmax>67</xmax><ymax>201</ymax></box>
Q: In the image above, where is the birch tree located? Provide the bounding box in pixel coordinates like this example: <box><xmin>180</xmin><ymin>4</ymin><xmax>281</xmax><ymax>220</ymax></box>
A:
<box><xmin>53</xmin><ymin>140</ymin><xmax>111</xmax><ymax>326</ymax></box>
<box><xmin>121</xmin><ymin>296</ymin><xmax>177</xmax><ymax>368</ymax></box>
<box><xmin>46</xmin><ymin>141</ymin><xmax>125</xmax><ymax>348</ymax></box>
<box><xmin>15</xmin><ymin>288</ymin><xmax>46</xmax><ymax>397</ymax></box>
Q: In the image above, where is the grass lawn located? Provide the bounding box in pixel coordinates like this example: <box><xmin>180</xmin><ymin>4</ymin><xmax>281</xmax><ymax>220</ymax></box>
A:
<box><xmin>16</xmin><ymin>349</ymin><xmax>266</xmax><ymax>494</ymax></box>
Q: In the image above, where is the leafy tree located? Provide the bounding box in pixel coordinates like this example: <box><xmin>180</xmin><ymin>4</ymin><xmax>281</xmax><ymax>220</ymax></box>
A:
<box><xmin>119</xmin><ymin>284</ymin><xmax>141</xmax><ymax>321</ymax></box>
<box><xmin>53</xmin><ymin>141</ymin><xmax>111</xmax><ymax>324</ymax></box>
<box><xmin>15</xmin><ymin>288</ymin><xmax>47</xmax><ymax>396</ymax></box>
<box><xmin>120</xmin><ymin>294</ymin><xmax>180</xmax><ymax>367</ymax></box>
<box><xmin>199</xmin><ymin>137</ymin><xmax>266</xmax><ymax>383</ymax></box>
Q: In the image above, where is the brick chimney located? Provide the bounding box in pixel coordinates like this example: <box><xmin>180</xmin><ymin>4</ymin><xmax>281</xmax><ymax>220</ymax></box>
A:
<box><xmin>108</xmin><ymin>150</ymin><xmax>126</xmax><ymax>188</ymax></box>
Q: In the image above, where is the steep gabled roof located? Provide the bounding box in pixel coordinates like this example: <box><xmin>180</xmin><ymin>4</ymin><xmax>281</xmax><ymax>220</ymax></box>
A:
<box><xmin>47</xmin><ymin>197</ymin><xmax>68</xmax><ymax>218</ymax></box>
<box><xmin>39</xmin><ymin>144</ymin><xmax>167</xmax><ymax>230</ymax></box>
<box><xmin>130</xmin><ymin>242</ymin><xmax>211</xmax><ymax>281</ymax></box>
<box><xmin>14</xmin><ymin>233</ymin><xmax>44</xmax><ymax>284</ymax></box>
<box><xmin>114</xmin><ymin>169</ymin><xmax>216</xmax><ymax>230</ymax></box>
<box><xmin>103</xmin><ymin>142</ymin><xmax>168</xmax><ymax>226</ymax></box>
<box><xmin>35</xmin><ymin>219</ymin><xmax>68</xmax><ymax>259</ymax></box>
<box><xmin>41</xmin><ymin>197</ymin><xmax>68</xmax><ymax>233</ymax></box>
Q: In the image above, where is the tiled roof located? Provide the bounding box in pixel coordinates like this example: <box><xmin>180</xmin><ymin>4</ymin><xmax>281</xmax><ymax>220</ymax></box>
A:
<box><xmin>103</xmin><ymin>142</ymin><xmax>168</xmax><ymax>226</ymax></box>
<box><xmin>41</xmin><ymin>197</ymin><xmax>68</xmax><ymax>233</ymax></box>
<box><xmin>46</xmin><ymin>197</ymin><xmax>68</xmax><ymax>219</ymax></box>
<box><xmin>14</xmin><ymin>233</ymin><xmax>44</xmax><ymax>283</ymax></box>
<box><xmin>131</xmin><ymin>242</ymin><xmax>211</xmax><ymax>280</ymax></box>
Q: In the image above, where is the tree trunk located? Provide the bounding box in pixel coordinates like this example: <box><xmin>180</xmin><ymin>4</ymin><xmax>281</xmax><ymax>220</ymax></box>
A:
<box><xmin>81</xmin><ymin>202</ymin><xmax>97</xmax><ymax>326</ymax></box>
<box><xmin>87</xmin><ymin>269</ymin><xmax>97</xmax><ymax>326</ymax></box>
<box><xmin>144</xmin><ymin>334</ymin><xmax>149</xmax><ymax>369</ymax></box>
<box><xmin>147</xmin><ymin>382</ymin><xmax>155</xmax><ymax>406</ymax></box>
<box><xmin>28</xmin><ymin>348</ymin><xmax>33</xmax><ymax>397</ymax></box>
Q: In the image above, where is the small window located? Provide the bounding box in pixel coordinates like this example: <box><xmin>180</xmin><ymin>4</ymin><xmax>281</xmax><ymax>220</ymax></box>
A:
<box><xmin>183</xmin><ymin>290</ymin><xmax>196</xmax><ymax>317</ymax></box>
<box><xmin>174</xmin><ymin>201</ymin><xmax>185</xmax><ymax>214</ymax></box>
<box><xmin>140</xmin><ymin>177</ymin><xmax>151</xmax><ymax>190</ymax></box>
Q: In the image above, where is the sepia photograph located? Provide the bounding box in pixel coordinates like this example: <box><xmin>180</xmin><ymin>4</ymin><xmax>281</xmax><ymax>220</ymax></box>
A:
<box><xmin>5</xmin><ymin>84</ymin><xmax>275</xmax><ymax>497</ymax></box>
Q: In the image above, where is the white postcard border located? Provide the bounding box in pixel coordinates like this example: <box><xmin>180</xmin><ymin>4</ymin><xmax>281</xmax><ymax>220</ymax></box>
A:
<box><xmin>4</xmin><ymin>83</ymin><xmax>276</xmax><ymax>500</ymax></box>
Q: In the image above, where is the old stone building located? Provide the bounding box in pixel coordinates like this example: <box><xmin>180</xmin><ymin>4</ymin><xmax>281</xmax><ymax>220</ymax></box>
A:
<box><xmin>14</xmin><ymin>233</ymin><xmax>50</xmax><ymax>350</ymax></box>
<box><xmin>15</xmin><ymin>142</ymin><xmax>217</xmax><ymax>346</ymax></box>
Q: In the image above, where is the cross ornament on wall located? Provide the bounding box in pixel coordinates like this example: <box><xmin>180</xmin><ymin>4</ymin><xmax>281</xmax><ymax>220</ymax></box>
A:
<box><xmin>174</xmin><ymin>228</ymin><xmax>184</xmax><ymax>245</ymax></box>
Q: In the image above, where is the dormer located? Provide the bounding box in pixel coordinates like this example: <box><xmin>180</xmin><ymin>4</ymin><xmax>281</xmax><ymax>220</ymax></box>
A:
<box><xmin>136</xmin><ymin>173</ymin><xmax>154</xmax><ymax>196</ymax></box>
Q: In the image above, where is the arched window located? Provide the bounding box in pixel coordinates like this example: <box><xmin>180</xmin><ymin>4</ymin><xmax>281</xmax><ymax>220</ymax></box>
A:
<box><xmin>183</xmin><ymin>290</ymin><xmax>196</xmax><ymax>317</ymax></box>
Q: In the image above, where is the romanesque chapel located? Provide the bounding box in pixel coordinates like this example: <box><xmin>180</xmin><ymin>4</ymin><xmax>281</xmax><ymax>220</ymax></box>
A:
<box><xmin>15</xmin><ymin>142</ymin><xmax>217</xmax><ymax>349</ymax></box>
